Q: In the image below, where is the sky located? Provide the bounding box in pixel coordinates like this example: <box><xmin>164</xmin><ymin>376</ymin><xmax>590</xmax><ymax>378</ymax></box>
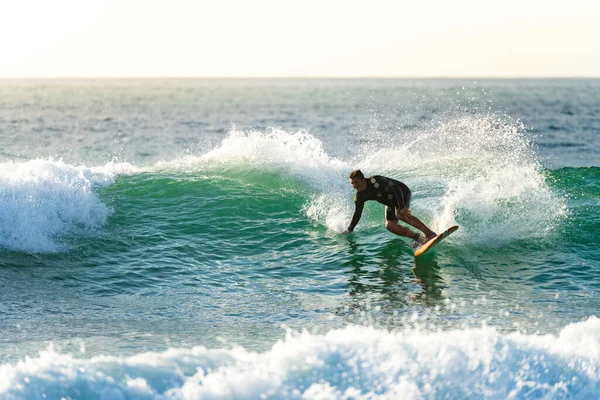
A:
<box><xmin>1</xmin><ymin>0</ymin><xmax>599</xmax><ymax>78</ymax></box>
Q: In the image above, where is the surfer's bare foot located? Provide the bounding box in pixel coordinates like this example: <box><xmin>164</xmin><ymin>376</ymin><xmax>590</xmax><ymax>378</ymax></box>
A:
<box><xmin>425</xmin><ymin>233</ymin><xmax>437</xmax><ymax>241</ymax></box>
<box><xmin>411</xmin><ymin>233</ymin><xmax>425</xmax><ymax>249</ymax></box>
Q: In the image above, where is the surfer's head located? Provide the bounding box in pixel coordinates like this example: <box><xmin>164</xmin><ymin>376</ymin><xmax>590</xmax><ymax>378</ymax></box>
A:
<box><xmin>349</xmin><ymin>169</ymin><xmax>367</xmax><ymax>191</ymax></box>
<box><xmin>349</xmin><ymin>170</ymin><xmax>365</xmax><ymax>180</ymax></box>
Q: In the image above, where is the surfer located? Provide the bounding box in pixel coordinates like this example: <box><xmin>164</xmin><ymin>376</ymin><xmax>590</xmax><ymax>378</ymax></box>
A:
<box><xmin>342</xmin><ymin>170</ymin><xmax>437</xmax><ymax>247</ymax></box>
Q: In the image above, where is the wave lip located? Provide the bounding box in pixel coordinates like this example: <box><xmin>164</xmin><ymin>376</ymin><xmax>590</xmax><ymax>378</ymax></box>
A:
<box><xmin>156</xmin><ymin>127</ymin><xmax>347</xmax><ymax>176</ymax></box>
<box><xmin>0</xmin><ymin>159</ymin><xmax>137</xmax><ymax>253</ymax></box>
<box><xmin>2</xmin><ymin>317</ymin><xmax>599</xmax><ymax>399</ymax></box>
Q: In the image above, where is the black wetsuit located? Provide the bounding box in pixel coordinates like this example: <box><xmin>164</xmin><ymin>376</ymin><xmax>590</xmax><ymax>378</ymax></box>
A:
<box><xmin>347</xmin><ymin>175</ymin><xmax>412</xmax><ymax>232</ymax></box>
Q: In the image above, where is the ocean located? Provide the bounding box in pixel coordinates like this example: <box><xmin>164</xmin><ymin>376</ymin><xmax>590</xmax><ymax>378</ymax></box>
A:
<box><xmin>0</xmin><ymin>78</ymin><xmax>599</xmax><ymax>399</ymax></box>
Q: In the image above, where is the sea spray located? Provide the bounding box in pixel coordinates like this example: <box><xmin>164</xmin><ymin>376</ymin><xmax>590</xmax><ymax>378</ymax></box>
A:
<box><xmin>359</xmin><ymin>116</ymin><xmax>567</xmax><ymax>241</ymax></box>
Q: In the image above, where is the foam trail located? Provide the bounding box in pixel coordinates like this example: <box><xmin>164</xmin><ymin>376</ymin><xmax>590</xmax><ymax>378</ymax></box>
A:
<box><xmin>0</xmin><ymin>159</ymin><xmax>138</xmax><ymax>253</ymax></box>
<box><xmin>1</xmin><ymin>318</ymin><xmax>599</xmax><ymax>399</ymax></box>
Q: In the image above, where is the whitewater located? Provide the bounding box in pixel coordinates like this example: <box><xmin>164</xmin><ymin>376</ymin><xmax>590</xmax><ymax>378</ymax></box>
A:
<box><xmin>3</xmin><ymin>319</ymin><xmax>600</xmax><ymax>399</ymax></box>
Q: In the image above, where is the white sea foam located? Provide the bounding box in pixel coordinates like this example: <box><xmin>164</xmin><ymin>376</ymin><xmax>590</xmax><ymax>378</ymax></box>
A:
<box><xmin>1</xmin><ymin>318</ymin><xmax>599</xmax><ymax>399</ymax></box>
<box><xmin>0</xmin><ymin>159</ymin><xmax>138</xmax><ymax>253</ymax></box>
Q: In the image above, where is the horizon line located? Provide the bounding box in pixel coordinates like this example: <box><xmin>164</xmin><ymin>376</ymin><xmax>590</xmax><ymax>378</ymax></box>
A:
<box><xmin>1</xmin><ymin>76</ymin><xmax>599</xmax><ymax>80</ymax></box>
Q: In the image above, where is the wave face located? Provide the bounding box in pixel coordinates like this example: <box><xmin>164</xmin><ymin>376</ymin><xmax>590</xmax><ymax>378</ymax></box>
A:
<box><xmin>1</xmin><ymin>318</ymin><xmax>599</xmax><ymax>399</ymax></box>
<box><xmin>149</xmin><ymin>120</ymin><xmax>567</xmax><ymax>246</ymax></box>
<box><xmin>0</xmin><ymin>121</ymin><xmax>570</xmax><ymax>254</ymax></box>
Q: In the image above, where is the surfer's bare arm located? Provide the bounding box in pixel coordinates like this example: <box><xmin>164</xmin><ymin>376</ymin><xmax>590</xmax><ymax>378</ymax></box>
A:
<box><xmin>343</xmin><ymin>200</ymin><xmax>365</xmax><ymax>234</ymax></box>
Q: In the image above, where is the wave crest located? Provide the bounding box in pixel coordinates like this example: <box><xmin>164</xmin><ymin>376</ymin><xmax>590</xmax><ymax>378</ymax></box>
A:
<box><xmin>0</xmin><ymin>159</ymin><xmax>136</xmax><ymax>253</ymax></box>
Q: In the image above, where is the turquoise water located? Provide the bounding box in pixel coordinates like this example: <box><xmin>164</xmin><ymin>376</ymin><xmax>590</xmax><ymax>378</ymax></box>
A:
<box><xmin>1</xmin><ymin>79</ymin><xmax>599</xmax><ymax>398</ymax></box>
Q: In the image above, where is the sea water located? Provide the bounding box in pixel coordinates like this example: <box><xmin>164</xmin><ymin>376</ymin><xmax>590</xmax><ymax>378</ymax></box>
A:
<box><xmin>0</xmin><ymin>79</ymin><xmax>599</xmax><ymax>399</ymax></box>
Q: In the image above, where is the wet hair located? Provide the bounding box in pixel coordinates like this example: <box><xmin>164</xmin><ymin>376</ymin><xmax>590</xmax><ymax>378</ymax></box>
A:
<box><xmin>349</xmin><ymin>169</ymin><xmax>365</xmax><ymax>180</ymax></box>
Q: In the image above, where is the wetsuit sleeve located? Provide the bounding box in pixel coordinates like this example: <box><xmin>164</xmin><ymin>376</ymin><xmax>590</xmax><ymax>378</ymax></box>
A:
<box><xmin>391</xmin><ymin>185</ymin><xmax>407</xmax><ymax>209</ymax></box>
<box><xmin>347</xmin><ymin>199</ymin><xmax>365</xmax><ymax>232</ymax></box>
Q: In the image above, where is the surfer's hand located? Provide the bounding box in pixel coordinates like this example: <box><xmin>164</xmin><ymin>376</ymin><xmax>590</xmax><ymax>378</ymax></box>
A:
<box><xmin>399</xmin><ymin>207</ymin><xmax>411</xmax><ymax>218</ymax></box>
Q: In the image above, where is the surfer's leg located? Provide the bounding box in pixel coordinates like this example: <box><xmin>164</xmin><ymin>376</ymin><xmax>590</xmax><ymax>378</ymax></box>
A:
<box><xmin>398</xmin><ymin>213</ymin><xmax>436</xmax><ymax>241</ymax></box>
<box><xmin>391</xmin><ymin>190</ymin><xmax>435</xmax><ymax>241</ymax></box>
<box><xmin>385</xmin><ymin>206</ymin><xmax>420</xmax><ymax>239</ymax></box>
<box><xmin>385</xmin><ymin>219</ymin><xmax>420</xmax><ymax>238</ymax></box>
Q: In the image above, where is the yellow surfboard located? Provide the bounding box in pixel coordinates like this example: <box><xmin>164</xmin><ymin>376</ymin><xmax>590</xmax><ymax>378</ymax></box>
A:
<box><xmin>414</xmin><ymin>225</ymin><xmax>459</xmax><ymax>257</ymax></box>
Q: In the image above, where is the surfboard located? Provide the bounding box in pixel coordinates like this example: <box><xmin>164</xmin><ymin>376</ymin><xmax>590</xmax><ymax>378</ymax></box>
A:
<box><xmin>414</xmin><ymin>225</ymin><xmax>459</xmax><ymax>257</ymax></box>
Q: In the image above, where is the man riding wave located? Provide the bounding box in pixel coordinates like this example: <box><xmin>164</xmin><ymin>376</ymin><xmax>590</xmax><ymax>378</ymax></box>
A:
<box><xmin>342</xmin><ymin>170</ymin><xmax>436</xmax><ymax>248</ymax></box>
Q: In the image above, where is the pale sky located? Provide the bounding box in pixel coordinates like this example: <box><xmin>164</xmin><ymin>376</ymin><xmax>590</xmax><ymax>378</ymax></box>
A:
<box><xmin>1</xmin><ymin>0</ymin><xmax>599</xmax><ymax>77</ymax></box>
